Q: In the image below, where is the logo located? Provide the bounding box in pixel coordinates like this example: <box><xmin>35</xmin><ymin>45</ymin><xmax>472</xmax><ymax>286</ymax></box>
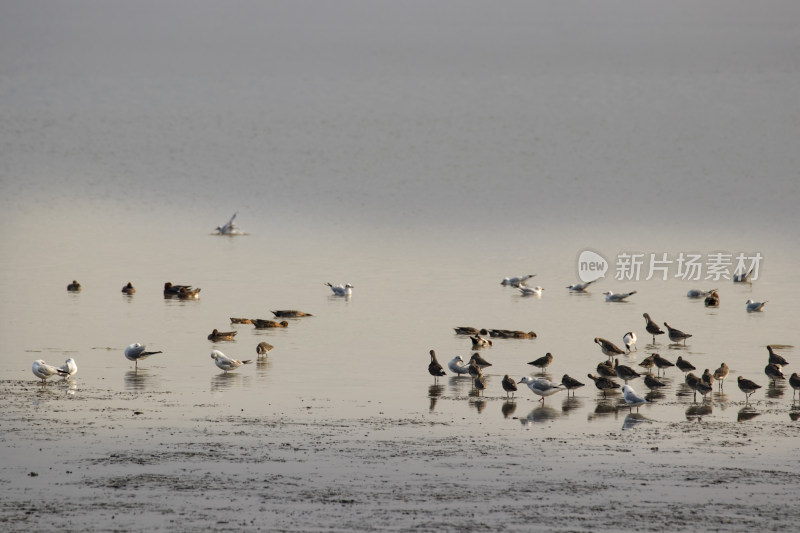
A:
<box><xmin>577</xmin><ymin>249</ymin><xmax>608</xmax><ymax>283</ymax></box>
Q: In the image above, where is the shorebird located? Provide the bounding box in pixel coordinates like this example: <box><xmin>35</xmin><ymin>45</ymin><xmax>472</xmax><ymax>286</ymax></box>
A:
<box><xmin>67</xmin><ymin>280</ymin><xmax>81</xmax><ymax>292</ymax></box>
<box><xmin>595</xmin><ymin>337</ymin><xmax>626</xmax><ymax>358</ymax></box>
<box><xmin>210</xmin><ymin>350</ymin><xmax>252</xmax><ymax>373</ymax></box>
<box><xmin>644</xmin><ymin>374</ymin><xmax>666</xmax><ymax>390</ymax></box>
<box><xmin>789</xmin><ymin>373</ymin><xmax>800</xmax><ymax>400</ymax></box>
<box><xmin>527</xmin><ymin>352</ymin><xmax>553</xmax><ymax>373</ymax></box>
<box><xmin>713</xmin><ymin>363</ymin><xmax>729</xmax><ymax>389</ymax></box>
<box><xmin>704</xmin><ymin>291</ymin><xmax>720</xmax><ymax>307</ymax></box>
<box><xmin>664</xmin><ymin>322</ymin><xmax>692</xmax><ymax>344</ymax></box>
<box><xmin>638</xmin><ymin>354</ymin><xmax>656</xmax><ymax>373</ymax></box>
<box><xmin>764</xmin><ymin>363</ymin><xmax>785</xmax><ymax>384</ymax></box>
<box><xmin>470</xmin><ymin>335</ymin><xmax>492</xmax><ymax>348</ymax></box>
<box><xmin>447</xmin><ymin>355</ymin><xmax>470</xmax><ymax>375</ymax></box>
<box><xmin>695</xmin><ymin>380</ymin><xmax>713</xmax><ymax>400</ymax></box>
<box><xmin>32</xmin><ymin>360</ymin><xmax>63</xmax><ymax>383</ymax></box>
<box><xmin>642</xmin><ymin>313</ymin><xmax>665</xmax><ymax>343</ymax></box>
<box><xmin>597</xmin><ymin>360</ymin><xmax>617</xmax><ymax>378</ymax></box>
<box><xmin>502</xmin><ymin>375</ymin><xmax>518</xmax><ymax>398</ymax></box>
<box><xmin>603</xmin><ymin>290</ymin><xmax>637</xmax><ymax>302</ymax></box>
<box><xmin>518</xmin><ymin>376</ymin><xmax>565</xmax><ymax>404</ymax></box>
<box><xmin>501</xmin><ymin>274</ymin><xmax>535</xmax><ymax>287</ymax></box>
<box><xmin>520</xmin><ymin>286</ymin><xmax>544</xmax><ymax>297</ymax></box>
<box><xmin>121</xmin><ymin>282</ymin><xmax>135</xmax><ymax>295</ymax></box>
<box><xmin>676</xmin><ymin>356</ymin><xmax>696</xmax><ymax>374</ymax></box>
<box><xmin>256</xmin><ymin>341</ymin><xmax>274</xmax><ymax>357</ymax></box>
<box><xmin>208</xmin><ymin>329</ymin><xmax>237</xmax><ymax>341</ymax></box>
<box><xmin>685</xmin><ymin>373</ymin><xmax>701</xmax><ymax>402</ymax></box>
<box><xmin>251</xmin><ymin>319</ymin><xmax>289</xmax><ymax>328</ymax></box>
<box><xmin>566</xmin><ymin>280</ymin><xmax>596</xmax><ymax>292</ymax></box>
<box><xmin>428</xmin><ymin>350</ymin><xmax>446</xmax><ymax>382</ymax></box>
<box><xmin>745</xmin><ymin>299</ymin><xmax>767</xmax><ymax>312</ymax></box>
<box><xmin>767</xmin><ymin>346</ymin><xmax>789</xmax><ymax>366</ymax></box>
<box><xmin>614</xmin><ymin>359</ymin><xmax>641</xmax><ymax>383</ymax></box>
<box><xmin>163</xmin><ymin>282</ymin><xmax>192</xmax><ymax>295</ymax></box>
<box><xmin>653</xmin><ymin>354</ymin><xmax>674</xmax><ymax>376</ymax></box>
<box><xmin>215</xmin><ymin>212</ymin><xmax>241</xmax><ymax>235</ymax></box>
<box><xmin>124</xmin><ymin>343</ymin><xmax>163</xmax><ymax>370</ymax></box>
<box><xmin>467</xmin><ymin>360</ymin><xmax>482</xmax><ymax>380</ymax></box>
<box><xmin>230</xmin><ymin>318</ymin><xmax>253</xmax><ymax>324</ymax></box>
<box><xmin>473</xmin><ymin>373</ymin><xmax>487</xmax><ymax>395</ymax></box>
<box><xmin>587</xmin><ymin>373</ymin><xmax>621</xmax><ymax>398</ymax></box>
<box><xmin>561</xmin><ymin>374</ymin><xmax>585</xmax><ymax>396</ymax></box>
<box><xmin>733</xmin><ymin>267</ymin><xmax>754</xmax><ymax>283</ymax></box>
<box><xmin>57</xmin><ymin>358</ymin><xmax>78</xmax><ymax>379</ymax></box>
<box><xmin>271</xmin><ymin>310</ymin><xmax>313</xmax><ymax>318</ymax></box>
<box><xmin>176</xmin><ymin>287</ymin><xmax>201</xmax><ymax>299</ymax></box>
<box><xmin>623</xmin><ymin>332</ymin><xmax>637</xmax><ymax>353</ymax></box>
<box><xmin>326</xmin><ymin>282</ymin><xmax>354</xmax><ymax>296</ymax></box>
<box><xmin>687</xmin><ymin>288</ymin><xmax>717</xmax><ymax>298</ymax></box>
<box><xmin>701</xmin><ymin>369</ymin><xmax>714</xmax><ymax>388</ymax></box>
<box><xmin>737</xmin><ymin>376</ymin><xmax>761</xmax><ymax>403</ymax></box>
<box><xmin>622</xmin><ymin>385</ymin><xmax>648</xmax><ymax>412</ymax></box>
<box><xmin>468</xmin><ymin>353</ymin><xmax>492</xmax><ymax>369</ymax></box>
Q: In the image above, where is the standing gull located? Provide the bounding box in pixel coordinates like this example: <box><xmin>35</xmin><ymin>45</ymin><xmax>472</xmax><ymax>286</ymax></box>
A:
<box><xmin>621</xmin><ymin>385</ymin><xmax>648</xmax><ymax>412</ymax></box>
<box><xmin>124</xmin><ymin>343</ymin><xmax>163</xmax><ymax>370</ymax></box>
<box><xmin>447</xmin><ymin>355</ymin><xmax>470</xmax><ymax>375</ymax></box>
<box><xmin>518</xmin><ymin>376</ymin><xmax>566</xmax><ymax>404</ymax></box>
<box><xmin>57</xmin><ymin>358</ymin><xmax>78</xmax><ymax>379</ymax></box>
<box><xmin>210</xmin><ymin>350</ymin><xmax>252</xmax><ymax>373</ymax></box>
<box><xmin>745</xmin><ymin>299</ymin><xmax>767</xmax><ymax>312</ymax></box>
<box><xmin>32</xmin><ymin>360</ymin><xmax>64</xmax><ymax>383</ymax></box>
<box><xmin>664</xmin><ymin>322</ymin><xmax>692</xmax><ymax>344</ymax></box>
<box><xmin>428</xmin><ymin>350</ymin><xmax>446</xmax><ymax>382</ymax></box>
<box><xmin>642</xmin><ymin>313</ymin><xmax>665</xmax><ymax>343</ymax></box>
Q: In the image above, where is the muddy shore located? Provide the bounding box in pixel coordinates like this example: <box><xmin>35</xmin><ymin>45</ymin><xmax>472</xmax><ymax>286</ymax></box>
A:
<box><xmin>1</xmin><ymin>379</ymin><xmax>799</xmax><ymax>532</ymax></box>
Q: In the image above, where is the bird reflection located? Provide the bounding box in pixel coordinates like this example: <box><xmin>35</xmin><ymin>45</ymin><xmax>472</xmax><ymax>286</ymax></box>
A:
<box><xmin>737</xmin><ymin>406</ymin><xmax>760</xmax><ymax>422</ymax></box>
<box><xmin>520</xmin><ymin>406</ymin><xmax>559</xmax><ymax>425</ymax></box>
<box><xmin>470</xmin><ymin>398</ymin><xmax>486</xmax><ymax>414</ymax></box>
<box><xmin>64</xmin><ymin>379</ymin><xmax>78</xmax><ymax>397</ymax></box>
<box><xmin>256</xmin><ymin>357</ymin><xmax>272</xmax><ymax>375</ymax></box>
<box><xmin>501</xmin><ymin>400</ymin><xmax>517</xmax><ymax>418</ymax></box>
<box><xmin>449</xmin><ymin>375</ymin><xmax>472</xmax><ymax>398</ymax></box>
<box><xmin>211</xmin><ymin>372</ymin><xmax>248</xmax><ymax>392</ymax></box>
<box><xmin>645</xmin><ymin>390</ymin><xmax>665</xmax><ymax>402</ymax></box>
<box><xmin>790</xmin><ymin>410</ymin><xmax>800</xmax><ymax>422</ymax></box>
<box><xmin>428</xmin><ymin>384</ymin><xmax>444</xmax><ymax>412</ymax></box>
<box><xmin>622</xmin><ymin>412</ymin><xmax>650</xmax><ymax>430</ymax></box>
<box><xmin>125</xmin><ymin>370</ymin><xmax>152</xmax><ymax>391</ymax></box>
<box><xmin>766</xmin><ymin>380</ymin><xmax>785</xmax><ymax>399</ymax></box>
<box><xmin>587</xmin><ymin>401</ymin><xmax>618</xmax><ymax>421</ymax></box>
<box><xmin>685</xmin><ymin>403</ymin><xmax>713</xmax><ymax>422</ymax></box>
<box><xmin>561</xmin><ymin>396</ymin><xmax>583</xmax><ymax>414</ymax></box>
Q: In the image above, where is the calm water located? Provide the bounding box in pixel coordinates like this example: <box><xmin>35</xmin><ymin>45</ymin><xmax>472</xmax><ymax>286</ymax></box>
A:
<box><xmin>1</xmin><ymin>1</ymin><xmax>799</xmax><ymax>435</ymax></box>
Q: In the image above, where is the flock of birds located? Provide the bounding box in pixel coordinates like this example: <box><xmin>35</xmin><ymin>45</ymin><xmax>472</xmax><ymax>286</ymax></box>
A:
<box><xmin>427</xmin><ymin>272</ymin><xmax>797</xmax><ymax>414</ymax></box>
<box><xmin>37</xmin><ymin>278</ymin><xmax>355</xmax><ymax>382</ymax></box>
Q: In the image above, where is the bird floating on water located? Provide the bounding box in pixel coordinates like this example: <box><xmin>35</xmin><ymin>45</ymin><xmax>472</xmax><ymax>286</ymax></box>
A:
<box><xmin>733</xmin><ymin>267</ymin><xmax>754</xmax><ymax>283</ymax></box>
<box><xmin>252</xmin><ymin>319</ymin><xmax>289</xmax><ymax>329</ymax></box>
<box><xmin>687</xmin><ymin>288</ymin><xmax>717</xmax><ymax>298</ymax></box>
<box><xmin>124</xmin><ymin>343</ymin><xmax>163</xmax><ymax>370</ymax></box>
<box><xmin>745</xmin><ymin>299</ymin><xmax>767</xmax><ymax>312</ymax></box>
<box><xmin>208</xmin><ymin>329</ymin><xmax>237</xmax><ymax>341</ymax></box>
<box><xmin>67</xmin><ymin>280</ymin><xmax>81</xmax><ymax>292</ymax></box>
<box><xmin>520</xmin><ymin>286</ymin><xmax>544</xmax><ymax>297</ymax></box>
<box><xmin>470</xmin><ymin>335</ymin><xmax>492</xmax><ymax>348</ymax></box>
<box><xmin>271</xmin><ymin>310</ymin><xmax>313</xmax><ymax>318</ymax></box>
<box><xmin>163</xmin><ymin>282</ymin><xmax>192</xmax><ymax>296</ymax></box>
<box><xmin>603</xmin><ymin>290</ymin><xmax>637</xmax><ymax>302</ymax></box>
<box><xmin>704</xmin><ymin>291</ymin><xmax>720</xmax><ymax>307</ymax></box>
<box><xmin>327</xmin><ymin>282</ymin><xmax>354</xmax><ymax>296</ymax></box>
<box><xmin>215</xmin><ymin>212</ymin><xmax>243</xmax><ymax>235</ymax></box>
<box><xmin>566</xmin><ymin>280</ymin><xmax>596</xmax><ymax>292</ymax></box>
<box><xmin>121</xmin><ymin>282</ymin><xmax>135</xmax><ymax>295</ymax></box>
<box><xmin>501</xmin><ymin>274</ymin><xmax>535</xmax><ymax>287</ymax></box>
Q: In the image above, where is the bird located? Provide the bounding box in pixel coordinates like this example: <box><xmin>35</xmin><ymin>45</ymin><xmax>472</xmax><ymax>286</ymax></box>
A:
<box><xmin>566</xmin><ymin>280</ymin><xmax>596</xmax><ymax>292</ymax></box>
<box><xmin>66</xmin><ymin>280</ymin><xmax>81</xmax><ymax>292</ymax></box>
<box><xmin>642</xmin><ymin>313</ymin><xmax>665</xmax><ymax>343</ymax></box>
<box><xmin>644</xmin><ymin>374</ymin><xmax>666</xmax><ymax>390</ymax></box>
<box><xmin>447</xmin><ymin>355</ymin><xmax>470</xmax><ymax>375</ymax></box>
<box><xmin>597</xmin><ymin>360</ymin><xmax>617</xmax><ymax>378</ymax></box>
<box><xmin>687</xmin><ymin>288</ymin><xmax>717</xmax><ymax>298</ymax></box>
<box><xmin>713</xmin><ymin>363</ymin><xmax>729</xmax><ymax>389</ymax></box>
<box><xmin>176</xmin><ymin>287</ymin><xmax>201</xmax><ymax>299</ymax></box>
<box><xmin>251</xmin><ymin>319</ymin><xmax>289</xmax><ymax>328</ymax></box>
<box><xmin>695</xmin><ymin>380</ymin><xmax>713</xmax><ymax>400</ymax></box>
<box><xmin>256</xmin><ymin>342</ymin><xmax>274</xmax><ymax>357</ymax></box>
<box><xmin>520</xmin><ymin>285</ymin><xmax>544</xmax><ymax>297</ymax></box>
<box><xmin>326</xmin><ymin>282</ymin><xmax>354</xmax><ymax>296</ymax></box>
<box><xmin>675</xmin><ymin>356</ymin><xmax>696</xmax><ymax>374</ymax></box>
<box><xmin>502</xmin><ymin>375</ymin><xmax>518</xmax><ymax>398</ymax></box>
<box><xmin>230</xmin><ymin>318</ymin><xmax>253</xmax><ymax>324</ymax></box>
<box><xmin>467</xmin><ymin>359</ymin><xmax>483</xmax><ymax>380</ymax></box>
<box><xmin>561</xmin><ymin>374</ymin><xmax>585</xmax><ymax>396</ymax></box>
<box><xmin>470</xmin><ymin>335</ymin><xmax>492</xmax><ymax>348</ymax></box>
<box><xmin>623</xmin><ymin>332</ymin><xmax>637</xmax><ymax>352</ymax></box>
<box><xmin>737</xmin><ymin>376</ymin><xmax>761</xmax><ymax>403</ymax></box>
<box><xmin>453</xmin><ymin>327</ymin><xmax>486</xmax><ymax>335</ymax></box>
<box><xmin>527</xmin><ymin>352</ymin><xmax>553</xmax><ymax>373</ymax></box>
<box><xmin>501</xmin><ymin>274</ymin><xmax>535</xmax><ymax>287</ymax></box>
<box><xmin>614</xmin><ymin>359</ymin><xmax>641</xmax><ymax>383</ymax></box>
<box><xmin>518</xmin><ymin>376</ymin><xmax>566</xmax><ymax>404</ymax></box>
<box><xmin>473</xmin><ymin>373</ymin><xmax>487</xmax><ymax>395</ymax></box>
<box><xmin>765</xmin><ymin>363</ymin><xmax>785</xmax><ymax>384</ymax></box>
<box><xmin>208</xmin><ymin>329</ymin><xmax>237</xmax><ymax>341</ymax></box>
<box><xmin>664</xmin><ymin>322</ymin><xmax>692</xmax><ymax>344</ymax></box>
<box><xmin>603</xmin><ymin>290</ymin><xmax>637</xmax><ymax>302</ymax></box>
<box><xmin>701</xmin><ymin>369</ymin><xmax>714</xmax><ymax>388</ymax></box>
<box><xmin>121</xmin><ymin>282</ymin><xmax>136</xmax><ymax>295</ymax></box>
<box><xmin>587</xmin><ymin>373</ymin><xmax>621</xmax><ymax>398</ymax></box>
<box><xmin>595</xmin><ymin>337</ymin><xmax>626</xmax><ymax>358</ymax></box>
<box><xmin>704</xmin><ymin>291</ymin><xmax>720</xmax><ymax>307</ymax></box>
<box><xmin>733</xmin><ymin>267</ymin><xmax>754</xmax><ymax>283</ymax></box>
<box><xmin>789</xmin><ymin>373</ymin><xmax>800</xmax><ymax>400</ymax></box>
<box><xmin>124</xmin><ymin>343</ymin><xmax>163</xmax><ymax>370</ymax></box>
<box><xmin>621</xmin><ymin>385</ymin><xmax>648</xmax><ymax>412</ymax></box>
<box><xmin>468</xmin><ymin>353</ymin><xmax>492</xmax><ymax>369</ymax></box>
<box><xmin>210</xmin><ymin>350</ymin><xmax>252</xmax><ymax>373</ymax></box>
<box><xmin>745</xmin><ymin>299</ymin><xmax>767</xmax><ymax>312</ymax></box>
<box><xmin>638</xmin><ymin>354</ymin><xmax>655</xmax><ymax>373</ymax></box>
<box><xmin>428</xmin><ymin>350</ymin><xmax>446</xmax><ymax>382</ymax></box>
<box><xmin>685</xmin><ymin>373</ymin><xmax>702</xmax><ymax>402</ymax></box>
<box><xmin>652</xmin><ymin>354</ymin><xmax>674</xmax><ymax>375</ymax></box>
<box><xmin>488</xmin><ymin>329</ymin><xmax>537</xmax><ymax>339</ymax></box>
<box><xmin>163</xmin><ymin>282</ymin><xmax>192</xmax><ymax>295</ymax></box>
<box><xmin>767</xmin><ymin>346</ymin><xmax>789</xmax><ymax>366</ymax></box>
<box><xmin>215</xmin><ymin>212</ymin><xmax>241</xmax><ymax>235</ymax></box>
<box><xmin>57</xmin><ymin>358</ymin><xmax>78</xmax><ymax>379</ymax></box>
<box><xmin>32</xmin><ymin>360</ymin><xmax>63</xmax><ymax>382</ymax></box>
<box><xmin>271</xmin><ymin>310</ymin><xmax>313</xmax><ymax>318</ymax></box>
